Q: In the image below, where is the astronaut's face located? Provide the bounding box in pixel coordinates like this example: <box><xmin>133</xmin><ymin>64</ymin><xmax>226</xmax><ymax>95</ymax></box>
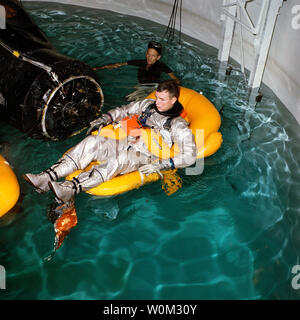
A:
<box><xmin>155</xmin><ymin>90</ymin><xmax>177</xmax><ymax>112</ymax></box>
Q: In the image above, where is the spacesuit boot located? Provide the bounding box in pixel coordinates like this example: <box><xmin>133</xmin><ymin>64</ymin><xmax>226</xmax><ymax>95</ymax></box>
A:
<box><xmin>24</xmin><ymin>171</ymin><xmax>53</xmax><ymax>193</ymax></box>
<box><xmin>23</xmin><ymin>157</ymin><xmax>77</xmax><ymax>193</ymax></box>
<box><xmin>48</xmin><ymin>168</ymin><xmax>104</xmax><ymax>203</ymax></box>
<box><xmin>48</xmin><ymin>180</ymin><xmax>77</xmax><ymax>203</ymax></box>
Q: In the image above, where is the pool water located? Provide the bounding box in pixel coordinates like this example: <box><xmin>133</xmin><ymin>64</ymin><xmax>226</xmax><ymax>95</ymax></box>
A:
<box><xmin>1</xmin><ymin>2</ymin><xmax>300</xmax><ymax>300</ymax></box>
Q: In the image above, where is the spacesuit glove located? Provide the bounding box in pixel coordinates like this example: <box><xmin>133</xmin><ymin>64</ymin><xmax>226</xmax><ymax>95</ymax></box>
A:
<box><xmin>139</xmin><ymin>160</ymin><xmax>170</xmax><ymax>177</ymax></box>
<box><xmin>86</xmin><ymin>114</ymin><xmax>112</xmax><ymax>135</ymax></box>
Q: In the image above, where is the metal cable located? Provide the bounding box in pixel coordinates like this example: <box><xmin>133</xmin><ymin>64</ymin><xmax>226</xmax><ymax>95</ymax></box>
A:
<box><xmin>163</xmin><ymin>0</ymin><xmax>183</xmax><ymax>44</ymax></box>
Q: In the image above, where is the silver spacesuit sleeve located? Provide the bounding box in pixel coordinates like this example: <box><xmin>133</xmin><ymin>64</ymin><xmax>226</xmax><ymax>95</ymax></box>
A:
<box><xmin>107</xmin><ymin>99</ymin><xmax>154</xmax><ymax>123</ymax></box>
<box><xmin>169</xmin><ymin>118</ymin><xmax>197</xmax><ymax>169</ymax></box>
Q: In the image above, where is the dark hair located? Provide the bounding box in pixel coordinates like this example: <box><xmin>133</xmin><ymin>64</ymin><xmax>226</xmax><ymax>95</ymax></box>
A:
<box><xmin>157</xmin><ymin>80</ymin><xmax>180</xmax><ymax>99</ymax></box>
<box><xmin>148</xmin><ymin>41</ymin><xmax>162</xmax><ymax>55</ymax></box>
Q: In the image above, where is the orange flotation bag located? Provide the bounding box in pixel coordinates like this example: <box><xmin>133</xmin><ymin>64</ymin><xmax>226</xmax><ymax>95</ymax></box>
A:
<box><xmin>0</xmin><ymin>154</ymin><xmax>20</xmax><ymax>217</ymax></box>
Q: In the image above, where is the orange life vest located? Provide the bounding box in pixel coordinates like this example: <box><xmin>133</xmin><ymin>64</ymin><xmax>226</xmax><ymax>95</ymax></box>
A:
<box><xmin>120</xmin><ymin>111</ymin><xmax>188</xmax><ymax>137</ymax></box>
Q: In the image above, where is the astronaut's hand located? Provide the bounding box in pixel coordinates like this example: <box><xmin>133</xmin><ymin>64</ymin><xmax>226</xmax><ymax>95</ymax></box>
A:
<box><xmin>86</xmin><ymin>117</ymin><xmax>107</xmax><ymax>135</ymax></box>
<box><xmin>138</xmin><ymin>163</ymin><xmax>162</xmax><ymax>176</ymax></box>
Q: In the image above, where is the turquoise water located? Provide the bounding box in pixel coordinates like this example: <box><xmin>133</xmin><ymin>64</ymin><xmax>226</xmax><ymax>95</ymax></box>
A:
<box><xmin>1</xmin><ymin>2</ymin><xmax>300</xmax><ymax>300</ymax></box>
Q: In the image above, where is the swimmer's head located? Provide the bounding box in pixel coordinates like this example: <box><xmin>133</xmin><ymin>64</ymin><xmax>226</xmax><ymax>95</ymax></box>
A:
<box><xmin>148</xmin><ymin>41</ymin><xmax>162</xmax><ymax>55</ymax></box>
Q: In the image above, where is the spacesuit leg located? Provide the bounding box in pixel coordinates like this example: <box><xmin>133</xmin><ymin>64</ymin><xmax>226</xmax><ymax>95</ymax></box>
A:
<box><xmin>47</xmin><ymin>135</ymin><xmax>121</xmax><ymax>202</ymax></box>
<box><xmin>24</xmin><ymin>135</ymin><xmax>111</xmax><ymax>193</ymax></box>
<box><xmin>49</xmin><ymin>147</ymin><xmax>150</xmax><ymax>203</ymax></box>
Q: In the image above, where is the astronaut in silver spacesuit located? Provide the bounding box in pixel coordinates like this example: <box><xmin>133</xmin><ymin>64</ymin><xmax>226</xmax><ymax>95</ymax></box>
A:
<box><xmin>24</xmin><ymin>80</ymin><xmax>196</xmax><ymax>203</ymax></box>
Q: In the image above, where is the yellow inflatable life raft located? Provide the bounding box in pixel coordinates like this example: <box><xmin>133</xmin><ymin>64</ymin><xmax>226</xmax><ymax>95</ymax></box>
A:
<box><xmin>0</xmin><ymin>154</ymin><xmax>20</xmax><ymax>217</ymax></box>
<box><xmin>67</xmin><ymin>87</ymin><xmax>222</xmax><ymax>197</ymax></box>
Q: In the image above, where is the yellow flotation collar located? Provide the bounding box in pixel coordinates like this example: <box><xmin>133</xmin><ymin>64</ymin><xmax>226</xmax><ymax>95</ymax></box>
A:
<box><xmin>67</xmin><ymin>162</ymin><xmax>161</xmax><ymax>196</ymax></box>
<box><xmin>67</xmin><ymin>87</ymin><xmax>223</xmax><ymax>196</ymax></box>
<box><xmin>0</xmin><ymin>154</ymin><xmax>20</xmax><ymax>217</ymax></box>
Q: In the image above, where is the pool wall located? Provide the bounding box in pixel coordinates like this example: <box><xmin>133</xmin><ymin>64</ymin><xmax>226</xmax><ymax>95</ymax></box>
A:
<box><xmin>22</xmin><ymin>0</ymin><xmax>300</xmax><ymax>124</ymax></box>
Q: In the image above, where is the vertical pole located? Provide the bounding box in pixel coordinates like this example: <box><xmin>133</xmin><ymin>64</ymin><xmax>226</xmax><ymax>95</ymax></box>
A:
<box><xmin>218</xmin><ymin>0</ymin><xmax>285</xmax><ymax>102</ymax></box>
<box><xmin>237</xmin><ymin>5</ymin><xmax>245</xmax><ymax>75</ymax></box>
<box><xmin>218</xmin><ymin>0</ymin><xmax>237</xmax><ymax>74</ymax></box>
<box><xmin>248</xmin><ymin>0</ymin><xmax>284</xmax><ymax>90</ymax></box>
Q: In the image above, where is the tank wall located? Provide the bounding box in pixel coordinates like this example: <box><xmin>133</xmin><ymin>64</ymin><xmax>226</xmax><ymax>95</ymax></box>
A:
<box><xmin>22</xmin><ymin>0</ymin><xmax>300</xmax><ymax>123</ymax></box>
